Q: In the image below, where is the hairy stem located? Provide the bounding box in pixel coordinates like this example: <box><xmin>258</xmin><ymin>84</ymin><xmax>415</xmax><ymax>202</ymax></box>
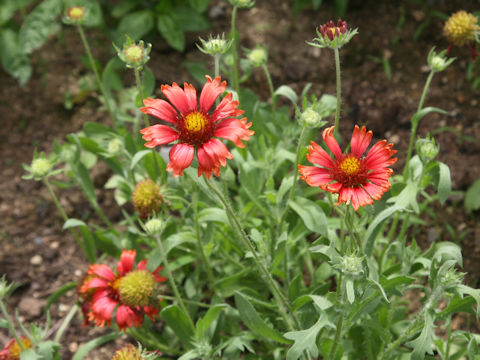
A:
<box><xmin>333</xmin><ymin>47</ymin><xmax>342</xmax><ymax>138</ymax></box>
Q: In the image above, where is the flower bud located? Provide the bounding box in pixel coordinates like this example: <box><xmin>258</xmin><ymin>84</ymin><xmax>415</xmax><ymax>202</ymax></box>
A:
<box><xmin>107</xmin><ymin>138</ymin><xmax>123</xmax><ymax>156</ymax></box>
<box><xmin>115</xmin><ymin>36</ymin><xmax>152</xmax><ymax>70</ymax></box>
<box><xmin>416</xmin><ymin>137</ymin><xmax>439</xmax><ymax>163</ymax></box>
<box><xmin>336</xmin><ymin>254</ymin><xmax>363</xmax><ymax>277</ymax></box>
<box><xmin>31</xmin><ymin>158</ymin><xmax>52</xmax><ymax>178</ymax></box>
<box><xmin>144</xmin><ymin>219</ymin><xmax>162</xmax><ymax>235</ymax></box>
<box><xmin>132</xmin><ymin>179</ymin><xmax>163</xmax><ymax>219</ymax></box>
<box><xmin>197</xmin><ymin>34</ymin><xmax>233</xmax><ymax>56</ymax></box>
<box><xmin>64</xmin><ymin>6</ymin><xmax>86</xmax><ymax>25</ymax></box>
<box><xmin>300</xmin><ymin>107</ymin><xmax>322</xmax><ymax>127</ymax></box>
<box><xmin>308</xmin><ymin>19</ymin><xmax>358</xmax><ymax>49</ymax></box>
<box><xmin>427</xmin><ymin>48</ymin><xmax>454</xmax><ymax>73</ymax></box>
<box><xmin>444</xmin><ymin>10</ymin><xmax>480</xmax><ymax>47</ymax></box>
<box><xmin>228</xmin><ymin>0</ymin><xmax>255</xmax><ymax>9</ymax></box>
<box><xmin>247</xmin><ymin>46</ymin><xmax>268</xmax><ymax>67</ymax></box>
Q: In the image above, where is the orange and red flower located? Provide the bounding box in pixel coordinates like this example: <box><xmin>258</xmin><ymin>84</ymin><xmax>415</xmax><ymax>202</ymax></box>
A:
<box><xmin>140</xmin><ymin>76</ymin><xmax>254</xmax><ymax>178</ymax></box>
<box><xmin>298</xmin><ymin>126</ymin><xmax>397</xmax><ymax>211</ymax></box>
<box><xmin>0</xmin><ymin>337</ymin><xmax>32</xmax><ymax>360</ymax></box>
<box><xmin>79</xmin><ymin>249</ymin><xmax>166</xmax><ymax>331</ymax></box>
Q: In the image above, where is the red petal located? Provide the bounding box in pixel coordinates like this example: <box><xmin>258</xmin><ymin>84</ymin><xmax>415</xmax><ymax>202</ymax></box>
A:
<box><xmin>323</xmin><ymin>126</ymin><xmax>342</xmax><ymax>159</ymax></box>
<box><xmin>140</xmin><ymin>124</ymin><xmax>179</xmax><ymax>148</ymax></box>
<box><xmin>306</xmin><ymin>141</ymin><xmax>335</xmax><ymax>168</ymax></box>
<box><xmin>364</xmin><ymin>140</ymin><xmax>397</xmax><ymax>169</ymax></box>
<box><xmin>211</xmin><ymin>92</ymin><xmax>244</xmax><ymax>122</ymax></box>
<box><xmin>166</xmin><ymin>143</ymin><xmax>195</xmax><ymax>177</ymax></box>
<box><xmin>91</xmin><ymin>290</ymin><xmax>117</xmax><ymax>325</ymax></box>
<box><xmin>140</xmin><ymin>98</ymin><xmax>178</xmax><ymax>124</ymax></box>
<box><xmin>87</xmin><ymin>264</ymin><xmax>114</xmax><ymax>282</ymax></box>
<box><xmin>116</xmin><ymin>305</ymin><xmax>143</xmax><ymax>331</ymax></box>
<box><xmin>80</xmin><ymin>277</ymin><xmax>109</xmax><ymax>293</ymax></box>
<box><xmin>136</xmin><ymin>259</ymin><xmax>147</xmax><ymax>270</ymax></box>
<box><xmin>298</xmin><ymin>165</ymin><xmax>334</xmax><ymax>187</ymax></box>
<box><xmin>214</xmin><ymin>117</ymin><xmax>254</xmax><ymax>148</ymax></box>
<box><xmin>117</xmin><ymin>249</ymin><xmax>136</xmax><ymax>276</ymax></box>
<box><xmin>161</xmin><ymin>82</ymin><xmax>190</xmax><ymax>115</ymax></box>
<box><xmin>350</xmin><ymin>125</ymin><xmax>372</xmax><ymax>157</ymax></box>
<box><xmin>144</xmin><ymin>305</ymin><xmax>160</xmax><ymax>320</ymax></box>
<box><xmin>183</xmin><ymin>82</ymin><xmax>197</xmax><ymax>113</ymax></box>
<box><xmin>199</xmin><ymin>75</ymin><xmax>227</xmax><ymax>113</ymax></box>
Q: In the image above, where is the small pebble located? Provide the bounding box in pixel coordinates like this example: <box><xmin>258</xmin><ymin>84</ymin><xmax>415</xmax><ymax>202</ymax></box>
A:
<box><xmin>69</xmin><ymin>342</ymin><xmax>78</xmax><ymax>353</ymax></box>
<box><xmin>34</xmin><ymin>236</ymin><xmax>43</xmax><ymax>245</ymax></box>
<box><xmin>74</xmin><ymin>269</ymin><xmax>82</xmax><ymax>277</ymax></box>
<box><xmin>50</xmin><ymin>241</ymin><xmax>59</xmax><ymax>249</ymax></box>
<box><xmin>30</xmin><ymin>255</ymin><xmax>43</xmax><ymax>265</ymax></box>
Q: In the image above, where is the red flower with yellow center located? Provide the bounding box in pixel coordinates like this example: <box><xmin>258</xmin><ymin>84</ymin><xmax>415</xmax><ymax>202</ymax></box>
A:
<box><xmin>0</xmin><ymin>337</ymin><xmax>33</xmax><ymax>360</ymax></box>
<box><xmin>140</xmin><ymin>75</ymin><xmax>254</xmax><ymax>178</ymax></box>
<box><xmin>298</xmin><ymin>126</ymin><xmax>397</xmax><ymax>211</ymax></box>
<box><xmin>79</xmin><ymin>249</ymin><xmax>166</xmax><ymax>331</ymax></box>
<box><xmin>319</xmin><ymin>19</ymin><xmax>347</xmax><ymax>41</ymax></box>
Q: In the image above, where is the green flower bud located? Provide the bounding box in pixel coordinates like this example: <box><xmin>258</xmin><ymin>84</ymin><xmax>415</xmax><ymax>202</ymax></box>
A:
<box><xmin>31</xmin><ymin>158</ymin><xmax>52</xmax><ymax>178</ymax></box>
<box><xmin>308</xmin><ymin>19</ymin><xmax>358</xmax><ymax>50</ymax></box>
<box><xmin>427</xmin><ymin>47</ymin><xmax>455</xmax><ymax>72</ymax></box>
<box><xmin>301</xmin><ymin>107</ymin><xmax>322</xmax><ymax>127</ymax></box>
<box><xmin>228</xmin><ymin>0</ymin><xmax>255</xmax><ymax>9</ymax></box>
<box><xmin>247</xmin><ymin>46</ymin><xmax>268</xmax><ymax>67</ymax></box>
<box><xmin>336</xmin><ymin>254</ymin><xmax>364</xmax><ymax>277</ymax></box>
<box><xmin>107</xmin><ymin>138</ymin><xmax>123</xmax><ymax>156</ymax></box>
<box><xmin>416</xmin><ymin>137</ymin><xmax>440</xmax><ymax>163</ymax></box>
<box><xmin>114</xmin><ymin>36</ymin><xmax>152</xmax><ymax>70</ymax></box>
<box><xmin>144</xmin><ymin>219</ymin><xmax>162</xmax><ymax>235</ymax></box>
<box><xmin>197</xmin><ymin>34</ymin><xmax>233</xmax><ymax>56</ymax></box>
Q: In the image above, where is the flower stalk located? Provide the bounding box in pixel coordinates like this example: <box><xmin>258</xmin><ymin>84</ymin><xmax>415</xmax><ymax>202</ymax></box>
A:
<box><xmin>230</xmin><ymin>6</ymin><xmax>240</xmax><ymax>96</ymax></box>
<box><xmin>333</xmin><ymin>48</ymin><xmax>342</xmax><ymax>138</ymax></box>
<box><xmin>262</xmin><ymin>63</ymin><xmax>276</xmax><ymax>121</ymax></box>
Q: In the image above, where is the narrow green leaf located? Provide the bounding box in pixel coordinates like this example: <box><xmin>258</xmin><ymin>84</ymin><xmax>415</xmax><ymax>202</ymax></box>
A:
<box><xmin>364</xmin><ymin>205</ymin><xmax>404</xmax><ymax>256</ymax></box>
<box><xmin>437</xmin><ymin>162</ymin><xmax>451</xmax><ymax>204</ymax></box>
<box><xmin>234</xmin><ymin>292</ymin><xmax>292</xmax><ymax>345</ymax></box>
<box><xmin>130</xmin><ymin>149</ymin><xmax>151</xmax><ymax>170</ymax></box>
<box><xmin>346</xmin><ymin>279</ymin><xmax>355</xmax><ymax>304</ymax></box>
<box><xmin>46</xmin><ymin>282</ymin><xmax>77</xmax><ymax>310</ymax></box>
<box><xmin>195</xmin><ymin>304</ymin><xmax>226</xmax><ymax>340</ymax></box>
<box><xmin>274</xmin><ymin>85</ymin><xmax>298</xmax><ymax>104</ymax></box>
<box><xmin>72</xmin><ymin>332</ymin><xmax>120</xmax><ymax>360</ymax></box>
<box><xmin>465</xmin><ymin>177</ymin><xmax>480</xmax><ymax>212</ymax></box>
<box><xmin>198</xmin><ymin>208</ymin><xmax>229</xmax><ymax>224</ymax></box>
<box><xmin>63</xmin><ymin>218</ymin><xmax>87</xmax><ymax>230</ymax></box>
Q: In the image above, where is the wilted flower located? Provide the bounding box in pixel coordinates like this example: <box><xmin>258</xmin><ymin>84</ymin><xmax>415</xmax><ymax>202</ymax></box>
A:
<box><xmin>79</xmin><ymin>249</ymin><xmax>166</xmax><ymax>330</ymax></box>
<box><xmin>132</xmin><ymin>179</ymin><xmax>163</xmax><ymax>219</ymax></box>
<box><xmin>140</xmin><ymin>76</ymin><xmax>254</xmax><ymax>178</ymax></box>
<box><xmin>299</xmin><ymin>126</ymin><xmax>397</xmax><ymax>211</ymax></box>
<box><xmin>197</xmin><ymin>34</ymin><xmax>233</xmax><ymax>56</ymax></box>
<box><xmin>0</xmin><ymin>337</ymin><xmax>33</xmax><ymax>360</ymax></box>
<box><xmin>308</xmin><ymin>19</ymin><xmax>358</xmax><ymax>49</ymax></box>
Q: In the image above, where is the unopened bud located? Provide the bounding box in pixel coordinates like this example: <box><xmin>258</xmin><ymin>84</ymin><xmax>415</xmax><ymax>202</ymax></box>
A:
<box><xmin>144</xmin><ymin>219</ymin><xmax>162</xmax><ymax>235</ymax></box>
<box><xmin>308</xmin><ymin>19</ymin><xmax>358</xmax><ymax>49</ymax></box>
<box><xmin>336</xmin><ymin>254</ymin><xmax>363</xmax><ymax>277</ymax></box>
<box><xmin>31</xmin><ymin>158</ymin><xmax>52</xmax><ymax>178</ymax></box>
<box><xmin>107</xmin><ymin>138</ymin><xmax>123</xmax><ymax>156</ymax></box>
<box><xmin>64</xmin><ymin>6</ymin><xmax>86</xmax><ymax>25</ymax></box>
<box><xmin>197</xmin><ymin>34</ymin><xmax>233</xmax><ymax>56</ymax></box>
<box><xmin>416</xmin><ymin>137</ymin><xmax>440</xmax><ymax>163</ymax></box>
<box><xmin>115</xmin><ymin>36</ymin><xmax>151</xmax><ymax>69</ymax></box>
<box><xmin>247</xmin><ymin>47</ymin><xmax>268</xmax><ymax>67</ymax></box>
<box><xmin>427</xmin><ymin>48</ymin><xmax>454</xmax><ymax>72</ymax></box>
<box><xmin>301</xmin><ymin>107</ymin><xmax>322</xmax><ymax>127</ymax></box>
<box><xmin>228</xmin><ymin>0</ymin><xmax>255</xmax><ymax>9</ymax></box>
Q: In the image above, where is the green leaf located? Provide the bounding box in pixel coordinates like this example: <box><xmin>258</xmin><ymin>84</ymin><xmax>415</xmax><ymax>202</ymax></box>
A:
<box><xmin>364</xmin><ymin>205</ymin><xmax>404</xmax><ymax>256</ymax></box>
<box><xmin>388</xmin><ymin>182</ymin><xmax>419</xmax><ymax>213</ymax></box>
<box><xmin>189</xmin><ymin>0</ymin><xmax>210</xmax><ymax>12</ymax></box>
<box><xmin>0</xmin><ymin>29</ymin><xmax>32</xmax><ymax>85</ymax></box>
<box><xmin>437</xmin><ymin>162</ymin><xmax>451</xmax><ymax>204</ymax></box>
<box><xmin>274</xmin><ymin>85</ymin><xmax>298</xmax><ymax>105</ymax></box>
<box><xmin>130</xmin><ymin>149</ymin><xmax>151</xmax><ymax>170</ymax></box>
<box><xmin>465</xmin><ymin>177</ymin><xmax>480</xmax><ymax>212</ymax></box>
<box><xmin>433</xmin><ymin>242</ymin><xmax>462</xmax><ymax>267</ymax></box>
<box><xmin>73</xmin><ymin>161</ymin><xmax>97</xmax><ymax>206</ymax></box>
<box><xmin>317</xmin><ymin>94</ymin><xmax>337</xmax><ymax>117</ymax></box>
<box><xmin>20</xmin><ymin>349</ymin><xmax>40</xmax><ymax>360</ymax></box>
<box><xmin>115</xmin><ymin>10</ymin><xmax>155</xmax><ymax>43</ymax></box>
<box><xmin>333</xmin><ymin>0</ymin><xmax>349</xmax><ymax>16</ymax></box>
<box><xmin>46</xmin><ymin>282</ymin><xmax>77</xmax><ymax>309</ymax></box>
<box><xmin>0</xmin><ymin>0</ymin><xmax>36</xmax><ymax>26</ymax></box>
<box><xmin>411</xmin><ymin>106</ymin><xmax>447</xmax><ymax>127</ymax></box>
<box><xmin>438</xmin><ymin>295</ymin><xmax>476</xmax><ymax>319</ymax></box>
<box><xmin>406</xmin><ymin>313</ymin><xmax>435</xmax><ymax>360</ymax></box>
<box><xmin>19</xmin><ymin>0</ymin><xmax>62</xmax><ymax>54</ymax></box>
<box><xmin>346</xmin><ymin>278</ymin><xmax>355</xmax><ymax>304</ymax></box>
<box><xmin>284</xmin><ymin>314</ymin><xmax>332</xmax><ymax>360</ymax></box>
<box><xmin>157</xmin><ymin>13</ymin><xmax>185</xmax><ymax>51</ymax></box>
<box><xmin>195</xmin><ymin>304</ymin><xmax>226</xmax><ymax>340</ymax></box>
<box><xmin>290</xmin><ymin>197</ymin><xmax>328</xmax><ymax>236</ymax></box>
<box><xmin>198</xmin><ymin>208</ymin><xmax>229</xmax><ymax>224</ymax></box>
<box><xmin>72</xmin><ymin>332</ymin><xmax>120</xmax><ymax>360</ymax></box>
<box><xmin>234</xmin><ymin>292</ymin><xmax>292</xmax><ymax>345</ymax></box>
<box><xmin>63</xmin><ymin>218</ymin><xmax>87</xmax><ymax>230</ymax></box>
<box><xmin>161</xmin><ymin>305</ymin><xmax>194</xmax><ymax>345</ymax></box>
<box><xmin>142</xmin><ymin>66</ymin><xmax>156</xmax><ymax>97</ymax></box>
<box><xmin>36</xmin><ymin>340</ymin><xmax>59</xmax><ymax>360</ymax></box>
<box><xmin>175</xmin><ymin>6</ymin><xmax>210</xmax><ymax>32</ymax></box>
<box><xmin>457</xmin><ymin>285</ymin><xmax>480</xmax><ymax>318</ymax></box>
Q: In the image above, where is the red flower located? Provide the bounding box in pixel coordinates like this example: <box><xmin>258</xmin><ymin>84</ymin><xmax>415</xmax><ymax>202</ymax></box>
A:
<box><xmin>319</xmin><ymin>19</ymin><xmax>347</xmax><ymax>41</ymax></box>
<box><xmin>0</xmin><ymin>337</ymin><xmax>32</xmax><ymax>360</ymax></box>
<box><xmin>79</xmin><ymin>249</ymin><xmax>166</xmax><ymax>331</ymax></box>
<box><xmin>140</xmin><ymin>76</ymin><xmax>254</xmax><ymax>178</ymax></box>
<box><xmin>298</xmin><ymin>126</ymin><xmax>397</xmax><ymax>211</ymax></box>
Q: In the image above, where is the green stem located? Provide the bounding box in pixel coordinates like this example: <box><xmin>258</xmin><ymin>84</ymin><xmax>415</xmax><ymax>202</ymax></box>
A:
<box><xmin>333</xmin><ymin>47</ymin><xmax>342</xmax><ymax>138</ymax></box>
<box><xmin>155</xmin><ymin>235</ymin><xmax>195</xmax><ymax>331</ymax></box>
<box><xmin>43</xmin><ymin>178</ymin><xmax>89</xmax><ymax>260</ymax></box>
<box><xmin>445</xmin><ymin>316</ymin><xmax>452</xmax><ymax>360</ymax></box>
<box><xmin>76</xmin><ymin>25</ymin><xmax>116</xmax><ymax>124</ymax></box>
<box><xmin>262</xmin><ymin>63</ymin><xmax>276</xmax><ymax>121</ymax></box>
<box><xmin>54</xmin><ymin>304</ymin><xmax>79</xmax><ymax>343</ymax></box>
<box><xmin>329</xmin><ymin>314</ymin><xmax>344</xmax><ymax>360</ymax></box>
<box><xmin>214</xmin><ymin>54</ymin><xmax>220</xmax><ymax>78</ymax></box>
<box><xmin>230</xmin><ymin>6</ymin><xmax>240</xmax><ymax>96</ymax></box>
<box><xmin>134</xmin><ymin>67</ymin><xmax>149</xmax><ymax>129</ymax></box>
<box><xmin>398</xmin><ymin>213</ymin><xmax>411</xmax><ymax>266</ymax></box>
<box><xmin>403</xmin><ymin>70</ymin><xmax>435</xmax><ymax>181</ymax></box>
<box><xmin>192</xmin><ymin>191</ymin><xmax>216</xmax><ymax>292</ymax></box>
<box><xmin>160</xmin><ymin>295</ymin><xmax>211</xmax><ymax>308</ymax></box>
<box><xmin>0</xmin><ymin>300</ymin><xmax>24</xmax><ymax>351</ymax></box>
<box><xmin>204</xmin><ymin>177</ymin><xmax>298</xmax><ymax>331</ymax></box>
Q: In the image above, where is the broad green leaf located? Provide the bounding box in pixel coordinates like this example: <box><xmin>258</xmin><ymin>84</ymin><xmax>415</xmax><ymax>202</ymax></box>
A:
<box><xmin>284</xmin><ymin>313</ymin><xmax>332</xmax><ymax>360</ymax></box>
<box><xmin>0</xmin><ymin>29</ymin><xmax>32</xmax><ymax>85</ymax></box>
<box><xmin>20</xmin><ymin>349</ymin><xmax>40</xmax><ymax>360</ymax></box>
<box><xmin>199</xmin><ymin>208</ymin><xmax>229</xmax><ymax>224</ymax></box>
<box><xmin>157</xmin><ymin>13</ymin><xmax>185</xmax><ymax>52</ymax></box>
<box><xmin>0</xmin><ymin>0</ymin><xmax>36</xmax><ymax>26</ymax></box>
<box><xmin>437</xmin><ymin>295</ymin><xmax>476</xmax><ymax>319</ymax></box>
<box><xmin>63</xmin><ymin>218</ymin><xmax>87</xmax><ymax>230</ymax></box>
<box><xmin>175</xmin><ymin>6</ymin><xmax>210</xmax><ymax>32</ymax></box>
<box><xmin>189</xmin><ymin>0</ymin><xmax>210</xmax><ymax>12</ymax></box>
<box><xmin>234</xmin><ymin>292</ymin><xmax>292</xmax><ymax>345</ymax></box>
<box><xmin>195</xmin><ymin>304</ymin><xmax>227</xmax><ymax>340</ymax></box>
<box><xmin>115</xmin><ymin>10</ymin><xmax>155</xmax><ymax>43</ymax></box>
<box><xmin>433</xmin><ymin>242</ymin><xmax>462</xmax><ymax>267</ymax></box>
<box><xmin>142</xmin><ymin>66</ymin><xmax>156</xmax><ymax>97</ymax></box>
<box><xmin>274</xmin><ymin>85</ymin><xmax>298</xmax><ymax>105</ymax></box>
<box><xmin>161</xmin><ymin>305</ymin><xmax>194</xmax><ymax>345</ymax></box>
<box><xmin>364</xmin><ymin>205</ymin><xmax>404</xmax><ymax>256</ymax></box>
<box><xmin>457</xmin><ymin>285</ymin><xmax>480</xmax><ymax>317</ymax></box>
<box><xmin>19</xmin><ymin>0</ymin><xmax>62</xmax><ymax>54</ymax></box>
<box><xmin>465</xmin><ymin>177</ymin><xmax>480</xmax><ymax>212</ymax></box>
<box><xmin>437</xmin><ymin>162</ymin><xmax>451</xmax><ymax>204</ymax></box>
<box><xmin>36</xmin><ymin>340</ymin><xmax>59</xmax><ymax>360</ymax></box>
<box><xmin>317</xmin><ymin>94</ymin><xmax>337</xmax><ymax>117</ymax></box>
<box><xmin>72</xmin><ymin>333</ymin><xmax>120</xmax><ymax>360</ymax></box>
<box><xmin>290</xmin><ymin>197</ymin><xmax>328</xmax><ymax>236</ymax></box>
<box><xmin>388</xmin><ymin>182</ymin><xmax>419</xmax><ymax>213</ymax></box>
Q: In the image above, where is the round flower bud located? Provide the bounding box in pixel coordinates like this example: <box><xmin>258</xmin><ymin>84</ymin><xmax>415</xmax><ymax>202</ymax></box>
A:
<box><xmin>65</xmin><ymin>6</ymin><xmax>85</xmax><ymax>24</ymax></box>
<box><xmin>197</xmin><ymin>34</ymin><xmax>233</xmax><ymax>56</ymax></box>
<box><xmin>427</xmin><ymin>48</ymin><xmax>455</xmax><ymax>73</ymax></box>
<box><xmin>112</xmin><ymin>344</ymin><xmax>144</xmax><ymax>360</ymax></box>
<box><xmin>124</xmin><ymin>44</ymin><xmax>144</xmax><ymax>64</ymax></box>
<box><xmin>301</xmin><ymin>107</ymin><xmax>322</xmax><ymax>127</ymax></box>
<box><xmin>118</xmin><ymin>270</ymin><xmax>156</xmax><ymax>307</ymax></box>
<box><xmin>338</xmin><ymin>254</ymin><xmax>363</xmax><ymax>277</ymax></box>
<box><xmin>114</xmin><ymin>37</ymin><xmax>151</xmax><ymax>69</ymax></box>
<box><xmin>431</xmin><ymin>56</ymin><xmax>446</xmax><ymax>70</ymax></box>
<box><xmin>107</xmin><ymin>138</ymin><xmax>123</xmax><ymax>156</ymax></box>
<box><xmin>416</xmin><ymin>138</ymin><xmax>439</xmax><ymax>163</ymax></box>
<box><xmin>31</xmin><ymin>158</ymin><xmax>52</xmax><ymax>178</ymax></box>
<box><xmin>444</xmin><ymin>10</ymin><xmax>480</xmax><ymax>47</ymax></box>
<box><xmin>144</xmin><ymin>219</ymin><xmax>162</xmax><ymax>235</ymax></box>
<box><xmin>132</xmin><ymin>179</ymin><xmax>163</xmax><ymax>219</ymax></box>
<box><xmin>247</xmin><ymin>47</ymin><xmax>268</xmax><ymax>67</ymax></box>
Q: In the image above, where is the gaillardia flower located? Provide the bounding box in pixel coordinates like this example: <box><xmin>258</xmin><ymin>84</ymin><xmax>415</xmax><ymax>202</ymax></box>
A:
<box><xmin>444</xmin><ymin>11</ymin><xmax>479</xmax><ymax>47</ymax></box>
<box><xmin>140</xmin><ymin>76</ymin><xmax>254</xmax><ymax>178</ymax></box>
<box><xmin>298</xmin><ymin>126</ymin><xmax>397</xmax><ymax>211</ymax></box>
<box><xmin>0</xmin><ymin>337</ymin><xmax>33</xmax><ymax>360</ymax></box>
<box><xmin>79</xmin><ymin>249</ymin><xmax>166</xmax><ymax>330</ymax></box>
<box><xmin>309</xmin><ymin>19</ymin><xmax>358</xmax><ymax>49</ymax></box>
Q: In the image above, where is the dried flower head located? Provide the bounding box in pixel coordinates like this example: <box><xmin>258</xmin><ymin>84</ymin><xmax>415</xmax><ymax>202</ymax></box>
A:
<box><xmin>444</xmin><ymin>10</ymin><xmax>480</xmax><ymax>47</ymax></box>
<box><xmin>132</xmin><ymin>179</ymin><xmax>163</xmax><ymax>219</ymax></box>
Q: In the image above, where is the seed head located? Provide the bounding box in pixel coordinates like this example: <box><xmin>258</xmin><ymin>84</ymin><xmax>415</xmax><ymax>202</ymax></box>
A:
<box><xmin>132</xmin><ymin>179</ymin><xmax>163</xmax><ymax>219</ymax></box>
<box><xmin>444</xmin><ymin>11</ymin><xmax>480</xmax><ymax>47</ymax></box>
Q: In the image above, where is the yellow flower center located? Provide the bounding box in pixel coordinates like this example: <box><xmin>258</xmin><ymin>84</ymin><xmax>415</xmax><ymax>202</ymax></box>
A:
<box><xmin>68</xmin><ymin>6</ymin><xmax>85</xmax><ymax>21</ymax></box>
<box><xmin>444</xmin><ymin>10</ymin><xmax>480</xmax><ymax>46</ymax></box>
<box><xmin>119</xmin><ymin>270</ymin><xmax>156</xmax><ymax>307</ymax></box>
<box><xmin>340</xmin><ymin>157</ymin><xmax>361</xmax><ymax>176</ymax></box>
<box><xmin>112</xmin><ymin>344</ymin><xmax>144</xmax><ymax>360</ymax></box>
<box><xmin>184</xmin><ymin>112</ymin><xmax>208</xmax><ymax>132</ymax></box>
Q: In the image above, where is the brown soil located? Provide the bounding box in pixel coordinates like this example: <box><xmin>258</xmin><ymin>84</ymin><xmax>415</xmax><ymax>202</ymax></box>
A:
<box><xmin>1</xmin><ymin>0</ymin><xmax>479</xmax><ymax>358</ymax></box>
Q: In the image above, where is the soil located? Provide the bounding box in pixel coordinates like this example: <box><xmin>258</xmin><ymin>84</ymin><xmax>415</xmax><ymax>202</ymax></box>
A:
<box><xmin>1</xmin><ymin>0</ymin><xmax>479</xmax><ymax>358</ymax></box>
